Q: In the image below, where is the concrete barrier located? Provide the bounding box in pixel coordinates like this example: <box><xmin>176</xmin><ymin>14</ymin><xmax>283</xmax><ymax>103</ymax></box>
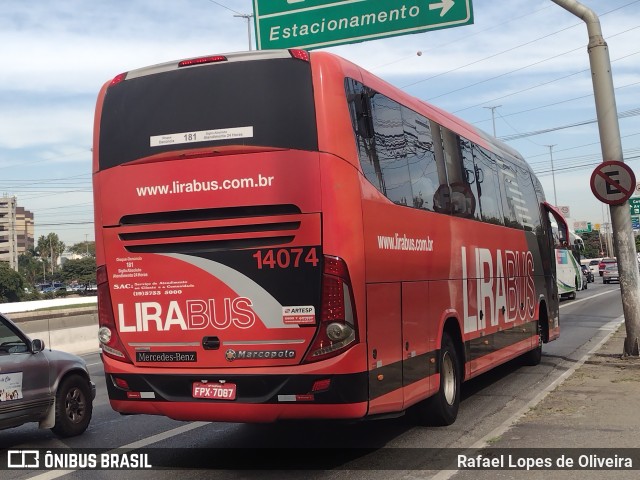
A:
<box><xmin>1</xmin><ymin>298</ymin><xmax>100</xmax><ymax>355</ymax></box>
<box><xmin>0</xmin><ymin>297</ymin><xmax>98</xmax><ymax>314</ymax></box>
<box><xmin>30</xmin><ymin>325</ymin><xmax>100</xmax><ymax>356</ymax></box>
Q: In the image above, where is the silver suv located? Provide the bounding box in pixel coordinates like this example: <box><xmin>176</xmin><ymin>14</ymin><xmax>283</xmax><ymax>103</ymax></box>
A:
<box><xmin>0</xmin><ymin>312</ymin><xmax>95</xmax><ymax>437</ymax></box>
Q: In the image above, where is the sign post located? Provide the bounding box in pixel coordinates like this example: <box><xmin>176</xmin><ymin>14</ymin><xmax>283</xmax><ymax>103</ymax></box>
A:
<box><xmin>554</xmin><ymin>0</ymin><xmax>640</xmax><ymax>356</ymax></box>
<box><xmin>253</xmin><ymin>0</ymin><xmax>474</xmax><ymax>50</ymax></box>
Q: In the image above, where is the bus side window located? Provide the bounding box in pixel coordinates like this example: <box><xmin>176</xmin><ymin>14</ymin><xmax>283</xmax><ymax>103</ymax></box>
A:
<box><xmin>474</xmin><ymin>147</ymin><xmax>505</xmax><ymax>226</ymax></box>
<box><xmin>368</xmin><ymin>93</ymin><xmax>413</xmax><ymax>206</ymax></box>
<box><xmin>516</xmin><ymin>166</ymin><xmax>542</xmax><ymax>232</ymax></box>
<box><xmin>345</xmin><ymin>79</ymin><xmax>414</xmax><ymax>206</ymax></box>
<box><xmin>429</xmin><ymin>121</ymin><xmax>452</xmax><ymax>214</ymax></box>
<box><xmin>441</xmin><ymin>131</ymin><xmax>479</xmax><ymax>220</ymax></box>
<box><xmin>549</xmin><ymin>214</ymin><xmax>568</xmax><ymax>248</ymax></box>
<box><xmin>402</xmin><ymin>107</ymin><xmax>441</xmax><ymax>212</ymax></box>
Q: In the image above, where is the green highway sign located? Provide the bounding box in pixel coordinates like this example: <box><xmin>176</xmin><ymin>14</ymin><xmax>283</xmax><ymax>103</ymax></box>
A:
<box><xmin>253</xmin><ymin>0</ymin><xmax>474</xmax><ymax>50</ymax></box>
<box><xmin>574</xmin><ymin>222</ymin><xmax>592</xmax><ymax>234</ymax></box>
<box><xmin>630</xmin><ymin>197</ymin><xmax>640</xmax><ymax>216</ymax></box>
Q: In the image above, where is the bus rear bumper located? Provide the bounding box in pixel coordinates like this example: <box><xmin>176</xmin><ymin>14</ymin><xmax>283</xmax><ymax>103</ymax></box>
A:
<box><xmin>103</xmin><ymin>367</ymin><xmax>370</xmax><ymax>422</ymax></box>
<box><xmin>109</xmin><ymin>399</ymin><xmax>368</xmax><ymax>423</ymax></box>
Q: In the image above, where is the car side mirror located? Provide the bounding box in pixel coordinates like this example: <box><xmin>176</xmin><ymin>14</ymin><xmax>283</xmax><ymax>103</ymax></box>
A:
<box><xmin>31</xmin><ymin>339</ymin><xmax>45</xmax><ymax>353</ymax></box>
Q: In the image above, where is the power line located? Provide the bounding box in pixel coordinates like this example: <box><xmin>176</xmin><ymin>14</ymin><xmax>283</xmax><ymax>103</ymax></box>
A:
<box><xmin>206</xmin><ymin>0</ymin><xmax>244</xmax><ymax>16</ymax></box>
<box><xmin>498</xmin><ymin>107</ymin><xmax>640</xmax><ymax>142</ymax></box>
<box><xmin>371</xmin><ymin>4</ymin><xmax>555</xmax><ymax>71</ymax></box>
<box><xmin>403</xmin><ymin>0</ymin><xmax>640</xmax><ymax>92</ymax></box>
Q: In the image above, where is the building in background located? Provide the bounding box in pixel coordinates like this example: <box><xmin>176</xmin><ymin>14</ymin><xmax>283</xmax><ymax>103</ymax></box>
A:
<box><xmin>15</xmin><ymin>206</ymin><xmax>35</xmax><ymax>254</ymax></box>
<box><xmin>0</xmin><ymin>197</ymin><xmax>34</xmax><ymax>271</ymax></box>
<box><xmin>0</xmin><ymin>196</ymin><xmax>18</xmax><ymax>270</ymax></box>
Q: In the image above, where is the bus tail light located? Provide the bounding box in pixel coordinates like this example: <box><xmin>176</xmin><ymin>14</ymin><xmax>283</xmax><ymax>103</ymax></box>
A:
<box><xmin>178</xmin><ymin>55</ymin><xmax>228</xmax><ymax>67</ymax></box>
<box><xmin>109</xmin><ymin>73</ymin><xmax>127</xmax><ymax>87</ymax></box>
<box><xmin>289</xmin><ymin>49</ymin><xmax>310</xmax><ymax>62</ymax></box>
<box><xmin>97</xmin><ymin>265</ymin><xmax>133</xmax><ymax>364</ymax></box>
<box><xmin>304</xmin><ymin>256</ymin><xmax>358</xmax><ymax>363</ymax></box>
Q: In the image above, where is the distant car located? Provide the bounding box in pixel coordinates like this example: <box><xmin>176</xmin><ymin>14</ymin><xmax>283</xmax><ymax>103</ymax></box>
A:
<box><xmin>580</xmin><ymin>264</ymin><xmax>594</xmax><ymax>286</ymax></box>
<box><xmin>0</xmin><ymin>312</ymin><xmax>95</xmax><ymax>437</ymax></box>
<box><xmin>587</xmin><ymin>258</ymin><xmax>601</xmax><ymax>276</ymax></box>
<box><xmin>603</xmin><ymin>264</ymin><xmax>619</xmax><ymax>284</ymax></box>
<box><xmin>598</xmin><ymin>257</ymin><xmax>617</xmax><ymax>276</ymax></box>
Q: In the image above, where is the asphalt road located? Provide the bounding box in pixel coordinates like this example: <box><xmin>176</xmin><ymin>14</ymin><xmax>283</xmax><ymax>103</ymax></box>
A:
<box><xmin>0</xmin><ymin>280</ymin><xmax>625</xmax><ymax>479</ymax></box>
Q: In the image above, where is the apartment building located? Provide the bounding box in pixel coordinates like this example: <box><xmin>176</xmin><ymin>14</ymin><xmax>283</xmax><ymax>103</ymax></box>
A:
<box><xmin>0</xmin><ymin>197</ymin><xmax>34</xmax><ymax>271</ymax></box>
<box><xmin>16</xmin><ymin>206</ymin><xmax>35</xmax><ymax>253</ymax></box>
<box><xmin>0</xmin><ymin>196</ymin><xmax>18</xmax><ymax>270</ymax></box>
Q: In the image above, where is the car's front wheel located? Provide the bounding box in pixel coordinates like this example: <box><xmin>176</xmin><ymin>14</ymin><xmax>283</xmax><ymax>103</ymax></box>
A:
<box><xmin>51</xmin><ymin>374</ymin><xmax>93</xmax><ymax>437</ymax></box>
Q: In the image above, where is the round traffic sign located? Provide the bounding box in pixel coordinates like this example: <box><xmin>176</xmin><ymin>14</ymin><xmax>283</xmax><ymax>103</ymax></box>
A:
<box><xmin>590</xmin><ymin>161</ymin><xmax>636</xmax><ymax>205</ymax></box>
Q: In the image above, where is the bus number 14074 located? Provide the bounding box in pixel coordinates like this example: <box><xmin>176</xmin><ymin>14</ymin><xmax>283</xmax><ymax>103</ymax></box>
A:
<box><xmin>252</xmin><ymin>247</ymin><xmax>319</xmax><ymax>270</ymax></box>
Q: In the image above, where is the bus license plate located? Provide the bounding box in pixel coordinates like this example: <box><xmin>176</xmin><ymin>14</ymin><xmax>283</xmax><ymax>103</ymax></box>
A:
<box><xmin>192</xmin><ymin>382</ymin><xmax>236</xmax><ymax>400</ymax></box>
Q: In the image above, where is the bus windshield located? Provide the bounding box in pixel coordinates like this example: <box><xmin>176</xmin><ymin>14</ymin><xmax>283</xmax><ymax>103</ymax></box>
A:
<box><xmin>98</xmin><ymin>57</ymin><xmax>318</xmax><ymax>170</ymax></box>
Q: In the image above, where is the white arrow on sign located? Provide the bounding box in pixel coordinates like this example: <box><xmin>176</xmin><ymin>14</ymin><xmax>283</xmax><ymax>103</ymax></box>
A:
<box><xmin>429</xmin><ymin>0</ymin><xmax>455</xmax><ymax>17</ymax></box>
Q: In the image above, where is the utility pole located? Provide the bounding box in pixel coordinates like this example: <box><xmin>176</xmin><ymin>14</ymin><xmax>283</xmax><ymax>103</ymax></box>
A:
<box><xmin>483</xmin><ymin>105</ymin><xmax>501</xmax><ymax>137</ymax></box>
<box><xmin>545</xmin><ymin>145</ymin><xmax>558</xmax><ymax>206</ymax></box>
<box><xmin>234</xmin><ymin>13</ymin><xmax>254</xmax><ymax>51</ymax></box>
<box><xmin>552</xmin><ymin>0</ymin><xmax>640</xmax><ymax>356</ymax></box>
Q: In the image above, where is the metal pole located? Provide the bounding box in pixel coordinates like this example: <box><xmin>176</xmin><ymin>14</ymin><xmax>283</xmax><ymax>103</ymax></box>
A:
<box><xmin>234</xmin><ymin>14</ymin><xmax>254</xmax><ymax>51</ymax></box>
<box><xmin>483</xmin><ymin>105</ymin><xmax>501</xmax><ymax>137</ymax></box>
<box><xmin>546</xmin><ymin>144</ymin><xmax>558</xmax><ymax>206</ymax></box>
<box><xmin>551</xmin><ymin>0</ymin><xmax>640</xmax><ymax>356</ymax></box>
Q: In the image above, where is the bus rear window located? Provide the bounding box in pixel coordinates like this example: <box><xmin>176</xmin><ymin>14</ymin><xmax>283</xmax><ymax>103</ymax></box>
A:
<box><xmin>98</xmin><ymin>58</ymin><xmax>318</xmax><ymax>170</ymax></box>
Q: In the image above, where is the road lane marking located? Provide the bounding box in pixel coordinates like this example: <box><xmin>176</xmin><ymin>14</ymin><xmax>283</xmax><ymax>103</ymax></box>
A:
<box><xmin>559</xmin><ymin>287</ymin><xmax>619</xmax><ymax>309</ymax></box>
<box><xmin>24</xmin><ymin>421</ymin><xmax>210</xmax><ymax>480</ymax></box>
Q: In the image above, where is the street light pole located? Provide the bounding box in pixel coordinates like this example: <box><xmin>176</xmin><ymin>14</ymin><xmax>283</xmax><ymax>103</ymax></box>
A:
<box><xmin>552</xmin><ymin>0</ymin><xmax>640</xmax><ymax>357</ymax></box>
<box><xmin>545</xmin><ymin>144</ymin><xmax>558</xmax><ymax>206</ymax></box>
<box><xmin>234</xmin><ymin>14</ymin><xmax>254</xmax><ymax>51</ymax></box>
<box><xmin>483</xmin><ymin>105</ymin><xmax>501</xmax><ymax>137</ymax></box>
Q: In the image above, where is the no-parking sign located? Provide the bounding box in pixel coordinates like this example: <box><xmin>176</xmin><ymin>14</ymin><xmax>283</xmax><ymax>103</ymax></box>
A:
<box><xmin>590</xmin><ymin>161</ymin><xmax>636</xmax><ymax>205</ymax></box>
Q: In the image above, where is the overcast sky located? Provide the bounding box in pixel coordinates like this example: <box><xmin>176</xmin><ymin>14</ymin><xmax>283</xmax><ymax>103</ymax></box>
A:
<box><xmin>1</xmin><ymin>0</ymin><xmax>639</xmax><ymax>246</ymax></box>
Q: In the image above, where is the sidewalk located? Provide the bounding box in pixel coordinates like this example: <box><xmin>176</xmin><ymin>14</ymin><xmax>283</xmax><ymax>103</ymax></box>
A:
<box><xmin>450</xmin><ymin>321</ymin><xmax>640</xmax><ymax>479</ymax></box>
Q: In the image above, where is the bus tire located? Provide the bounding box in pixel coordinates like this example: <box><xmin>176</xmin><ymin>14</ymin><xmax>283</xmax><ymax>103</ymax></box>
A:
<box><xmin>412</xmin><ymin>332</ymin><xmax>461</xmax><ymax>426</ymax></box>
<box><xmin>522</xmin><ymin>321</ymin><xmax>542</xmax><ymax>366</ymax></box>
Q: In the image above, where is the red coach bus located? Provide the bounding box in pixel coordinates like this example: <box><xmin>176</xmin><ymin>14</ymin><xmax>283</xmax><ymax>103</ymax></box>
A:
<box><xmin>93</xmin><ymin>49</ymin><xmax>568</xmax><ymax>426</ymax></box>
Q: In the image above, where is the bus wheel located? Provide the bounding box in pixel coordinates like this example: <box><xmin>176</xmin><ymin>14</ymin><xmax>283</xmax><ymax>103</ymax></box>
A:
<box><xmin>522</xmin><ymin>321</ymin><xmax>542</xmax><ymax>366</ymax></box>
<box><xmin>412</xmin><ymin>332</ymin><xmax>461</xmax><ymax>426</ymax></box>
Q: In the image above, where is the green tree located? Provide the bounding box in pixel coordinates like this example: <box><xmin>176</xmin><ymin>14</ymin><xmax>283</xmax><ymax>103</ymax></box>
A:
<box><xmin>579</xmin><ymin>231</ymin><xmax>604</xmax><ymax>259</ymax></box>
<box><xmin>68</xmin><ymin>241</ymin><xmax>96</xmax><ymax>257</ymax></box>
<box><xmin>37</xmin><ymin>233</ymin><xmax>65</xmax><ymax>276</ymax></box>
<box><xmin>18</xmin><ymin>251</ymin><xmax>41</xmax><ymax>286</ymax></box>
<box><xmin>61</xmin><ymin>257</ymin><xmax>96</xmax><ymax>286</ymax></box>
<box><xmin>0</xmin><ymin>262</ymin><xmax>25</xmax><ymax>303</ymax></box>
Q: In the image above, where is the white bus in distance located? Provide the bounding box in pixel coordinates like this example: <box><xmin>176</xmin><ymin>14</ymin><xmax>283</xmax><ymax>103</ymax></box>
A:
<box><xmin>553</xmin><ymin>227</ymin><xmax>584</xmax><ymax>300</ymax></box>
